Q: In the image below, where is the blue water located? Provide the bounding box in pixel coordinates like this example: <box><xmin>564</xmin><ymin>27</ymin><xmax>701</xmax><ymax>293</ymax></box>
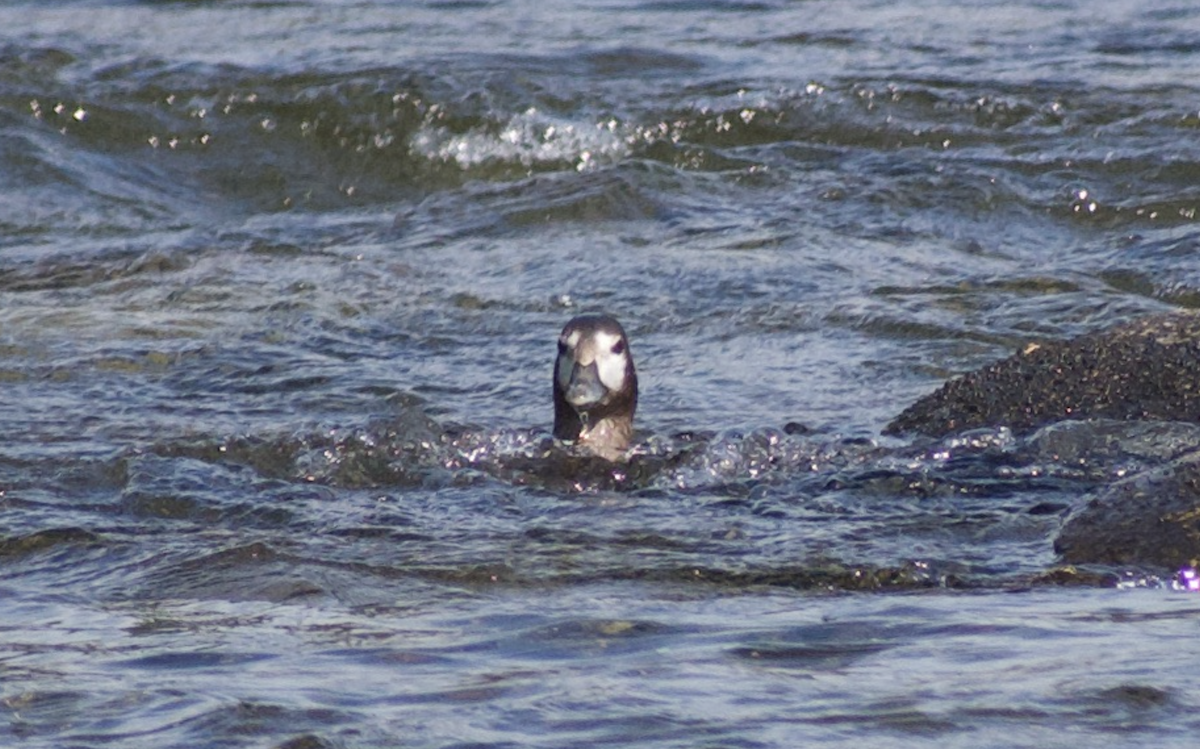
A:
<box><xmin>3</xmin><ymin>1</ymin><xmax>1200</xmax><ymax>747</ymax></box>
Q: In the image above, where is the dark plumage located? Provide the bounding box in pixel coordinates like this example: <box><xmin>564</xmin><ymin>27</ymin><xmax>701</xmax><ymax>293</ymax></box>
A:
<box><xmin>553</xmin><ymin>315</ymin><xmax>638</xmax><ymax>460</ymax></box>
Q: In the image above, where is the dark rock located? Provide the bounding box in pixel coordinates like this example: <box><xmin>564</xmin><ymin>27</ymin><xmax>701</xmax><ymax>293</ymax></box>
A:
<box><xmin>883</xmin><ymin>312</ymin><xmax>1200</xmax><ymax>570</ymax></box>
<box><xmin>1055</xmin><ymin>448</ymin><xmax>1200</xmax><ymax>568</ymax></box>
<box><xmin>885</xmin><ymin>312</ymin><xmax>1200</xmax><ymax>438</ymax></box>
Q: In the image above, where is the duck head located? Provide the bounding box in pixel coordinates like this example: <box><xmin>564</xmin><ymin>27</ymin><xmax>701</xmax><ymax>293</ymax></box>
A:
<box><xmin>552</xmin><ymin>315</ymin><xmax>638</xmax><ymax>460</ymax></box>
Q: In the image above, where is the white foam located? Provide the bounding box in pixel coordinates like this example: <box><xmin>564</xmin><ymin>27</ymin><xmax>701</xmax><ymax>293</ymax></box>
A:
<box><xmin>411</xmin><ymin>107</ymin><xmax>630</xmax><ymax>172</ymax></box>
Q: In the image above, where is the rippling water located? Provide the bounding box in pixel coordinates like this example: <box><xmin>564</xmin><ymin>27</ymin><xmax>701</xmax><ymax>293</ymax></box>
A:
<box><xmin>5</xmin><ymin>1</ymin><xmax>1200</xmax><ymax>747</ymax></box>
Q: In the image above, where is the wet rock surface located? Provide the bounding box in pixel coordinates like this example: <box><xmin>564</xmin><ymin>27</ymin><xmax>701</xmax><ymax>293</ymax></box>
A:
<box><xmin>885</xmin><ymin>312</ymin><xmax>1200</xmax><ymax>439</ymax></box>
<box><xmin>1055</xmin><ymin>449</ymin><xmax>1200</xmax><ymax>568</ymax></box>
<box><xmin>884</xmin><ymin>312</ymin><xmax>1200</xmax><ymax>569</ymax></box>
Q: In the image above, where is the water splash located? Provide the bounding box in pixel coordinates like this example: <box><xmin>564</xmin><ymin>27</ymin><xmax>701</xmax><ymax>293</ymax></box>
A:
<box><xmin>411</xmin><ymin>107</ymin><xmax>630</xmax><ymax>172</ymax></box>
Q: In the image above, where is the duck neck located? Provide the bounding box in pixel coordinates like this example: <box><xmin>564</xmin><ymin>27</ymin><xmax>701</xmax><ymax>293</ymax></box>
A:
<box><xmin>554</xmin><ymin>394</ymin><xmax>635</xmax><ymax>460</ymax></box>
<box><xmin>576</xmin><ymin>411</ymin><xmax>633</xmax><ymax>459</ymax></box>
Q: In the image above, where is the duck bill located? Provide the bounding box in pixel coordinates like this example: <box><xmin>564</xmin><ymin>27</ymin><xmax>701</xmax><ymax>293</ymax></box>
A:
<box><xmin>564</xmin><ymin>362</ymin><xmax>608</xmax><ymax>409</ymax></box>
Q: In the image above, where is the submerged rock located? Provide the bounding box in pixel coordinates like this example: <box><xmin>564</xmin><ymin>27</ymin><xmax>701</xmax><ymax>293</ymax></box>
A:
<box><xmin>885</xmin><ymin>311</ymin><xmax>1200</xmax><ymax>571</ymax></box>
<box><xmin>1055</xmin><ymin>448</ymin><xmax>1200</xmax><ymax>568</ymax></box>
<box><xmin>885</xmin><ymin>312</ymin><xmax>1200</xmax><ymax>438</ymax></box>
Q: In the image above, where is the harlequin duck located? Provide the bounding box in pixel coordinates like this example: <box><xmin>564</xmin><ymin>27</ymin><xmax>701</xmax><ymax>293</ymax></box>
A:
<box><xmin>553</xmin><ymin>315</ymin><xmax>638</xmax><ymax>460</ymax></box>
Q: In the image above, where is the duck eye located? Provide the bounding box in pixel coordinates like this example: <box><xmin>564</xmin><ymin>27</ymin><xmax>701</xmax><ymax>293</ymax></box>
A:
<box><xmin>611</xmin><ymin>339</ymin><xmax>625</xmax><ymax>356</ymax></box>
<box><xmin>557</xmin><ymin>340</ymin><xmax>568</xmax><ymax>355</ymax></box>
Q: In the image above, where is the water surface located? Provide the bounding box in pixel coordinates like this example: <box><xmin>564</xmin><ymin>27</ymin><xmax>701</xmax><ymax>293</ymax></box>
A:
<box><xmin>4</xmin><ymin>1</ymin><xmax>1200</xmax><ymax>747</ymax></box>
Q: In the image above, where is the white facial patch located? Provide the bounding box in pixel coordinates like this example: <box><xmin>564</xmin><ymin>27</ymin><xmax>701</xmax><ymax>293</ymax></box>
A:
<box><xmin>592</xmin><ymin>331</ymin><xmax>628</xmax><ymax>392</ymax></box>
